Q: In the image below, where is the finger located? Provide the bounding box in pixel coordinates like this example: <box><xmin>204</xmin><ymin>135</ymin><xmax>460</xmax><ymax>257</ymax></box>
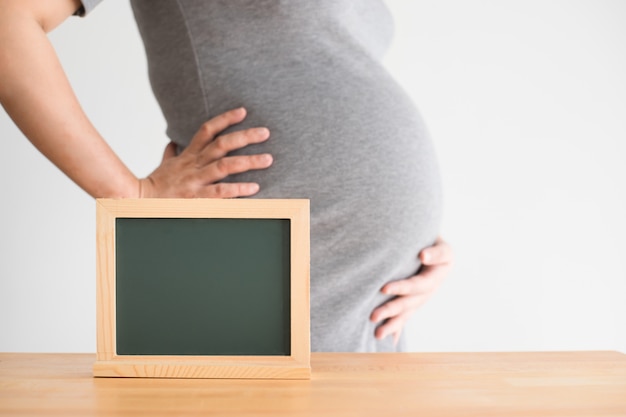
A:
<box><xmin>161</xmin><ymin>142</ymin><xmax>177</xmax><ymax>162</ymax></box>
<box><xmin>419</xmin><ymin>237</ymin><xmax>453</xmax><ymax>266</ymax></box>
<box><xmin>186</xmin><ymin>107</ymin><xmax>247</xmax><ymax>154</ymax></box>
<box><xmin>200</xmin><ymin>154</ymin><xmax>273</xmax><ymax>184</ymax></box>
<box><xmin>381</xmin><ymin>264</ymin><xmax>449</xmax><ymax>296</ymax></box>
<box><xmin>374</xmin><ymin>313</ymin><xmax>410</xmax><ymax>341</ymax></box>
<box><xmin>370</xmin><ymin>295</ymin><xmax>418</xmax><ymax>324</ymax></box>
<box><xmin>196</xmin><ymin>127</ymin><xmax>270</xmax><ymax>166</ymax></box>
<box><xmin>393</xmin><ymin>329</ymin><xmax>403</xmax><ymax>347</ymax></box>
<box><xmin>198</xmin><ymin>182</ymin><xmax>261</xmax><ymax>198</ymax></box>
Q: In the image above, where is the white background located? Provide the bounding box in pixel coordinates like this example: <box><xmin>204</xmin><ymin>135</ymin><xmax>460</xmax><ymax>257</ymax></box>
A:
<box><xmin>1</xmin><ymin>1</ymin><xmax>624</xmax><ymax>353</ymax></box>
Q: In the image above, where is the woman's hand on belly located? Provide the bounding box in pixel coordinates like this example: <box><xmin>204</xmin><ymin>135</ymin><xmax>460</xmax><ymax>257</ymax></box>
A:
<box><xmin>370</xmin><ymin>237</ymin><xmax>453</xmax><ymax>345</ymax></box>
<box><xmin>139</xmin><ymin>107</ymin><xmax>273</xmax><ymax>198</ymax></box>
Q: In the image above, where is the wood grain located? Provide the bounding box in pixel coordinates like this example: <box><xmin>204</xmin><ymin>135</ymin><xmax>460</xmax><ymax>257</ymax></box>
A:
<box><xmin>1</xmin><ymin>352</ymin><xmax>625</xmax><ymax>416</ymax></box>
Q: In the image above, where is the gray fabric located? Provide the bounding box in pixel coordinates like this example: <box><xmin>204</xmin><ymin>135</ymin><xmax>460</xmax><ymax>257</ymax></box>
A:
<box><xmin>83</xmin><ymin>0</ymin><xmax>443</xmax><ymax>352</ymax></box>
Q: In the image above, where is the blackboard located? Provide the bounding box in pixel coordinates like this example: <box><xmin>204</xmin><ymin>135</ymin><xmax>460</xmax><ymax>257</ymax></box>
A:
<box><xmin>115</xmin><ymin>218</ymin><xmax>291</xmax><ymax>356</ymax></box>
<box><xmin>93</xmin><ymin>199</ymin><xmax>310</xmax><ymax>379</ymax></box>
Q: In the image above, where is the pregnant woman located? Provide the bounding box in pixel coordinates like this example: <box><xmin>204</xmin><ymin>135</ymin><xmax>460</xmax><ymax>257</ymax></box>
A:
<box><xmin>0</xmin><ymin>0</ymin><xmax>452</xmax><ymax>351</ymax></box>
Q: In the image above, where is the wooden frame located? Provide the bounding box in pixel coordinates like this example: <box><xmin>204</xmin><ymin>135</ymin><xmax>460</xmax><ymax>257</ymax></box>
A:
<box><xmin>94</xmin><ymin>199</ymin><xmax>310</xmax><ymax>379</ymax></box>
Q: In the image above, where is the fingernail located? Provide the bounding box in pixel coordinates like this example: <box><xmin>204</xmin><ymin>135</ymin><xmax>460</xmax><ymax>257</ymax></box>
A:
<box><xmin>256</xmin><ymin>127</ymin><xmax>269</xmax><ymax>137</ymax></box>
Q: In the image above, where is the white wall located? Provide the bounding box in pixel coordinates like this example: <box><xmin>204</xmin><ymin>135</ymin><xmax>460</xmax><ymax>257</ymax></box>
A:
<box><xmin>1</xmin><ymin>1</ymin><xmax>624</xmax><ymax>353</ymax></box>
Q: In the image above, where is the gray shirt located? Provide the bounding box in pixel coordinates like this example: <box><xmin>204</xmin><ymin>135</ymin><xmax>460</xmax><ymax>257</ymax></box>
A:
<box><xmin>80</xmin><ymin>0</ymin><xmax>442</xmax><ymax>352</ymax></box>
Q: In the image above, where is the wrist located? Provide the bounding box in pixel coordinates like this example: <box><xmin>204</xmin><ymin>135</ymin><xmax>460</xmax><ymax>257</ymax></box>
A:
<box><xmin>92</xmin><ymin>175</ymin><xmax>144</xmax><ymax>199</ymax></box>
<box><xmin>138</xmin><ymin>177</ymin><xmax>155</xmax><ymax>198</ymax></box>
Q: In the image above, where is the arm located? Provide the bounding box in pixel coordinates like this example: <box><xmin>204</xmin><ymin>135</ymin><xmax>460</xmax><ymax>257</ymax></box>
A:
<box><xmin>0</xmin><ymin>0</ymin><xmax>140</xmax><ymax>197</ymax></box>
<box><xmin>0</xmin><ymin>0</ymin><xmax>271</xmax><ymax>198</ymax></box>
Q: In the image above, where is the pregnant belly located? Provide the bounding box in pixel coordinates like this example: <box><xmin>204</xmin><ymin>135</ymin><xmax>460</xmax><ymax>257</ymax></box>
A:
<box><xmin>230</xmin><ymin>67</ymin><xmax>439</xmax><ymax>305</ymax></box>
<box><xmin>200</xmin><ymin>64</ymin><xmax>442</xmax><ymax>351</ymax></box>
<box><xmin>221</xmin><ymin>65</ymin><xmax>443</xmax><ymax>252</ymax></box>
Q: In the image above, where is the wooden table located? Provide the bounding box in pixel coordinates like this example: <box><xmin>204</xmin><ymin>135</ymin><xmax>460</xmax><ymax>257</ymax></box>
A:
<box><xmin>1</xmin><ymin>352</ymin><xmax>625</xmax><ymax>416</ymax></box>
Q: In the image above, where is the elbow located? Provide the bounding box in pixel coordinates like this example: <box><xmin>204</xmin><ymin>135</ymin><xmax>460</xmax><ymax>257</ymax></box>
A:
<box><xmin>0</xmin><ymin>0</ymin><xmax>82</xmax><ymax>34</ymax></box>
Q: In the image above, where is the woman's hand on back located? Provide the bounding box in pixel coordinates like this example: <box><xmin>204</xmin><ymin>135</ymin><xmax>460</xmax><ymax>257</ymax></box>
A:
<box><xmin>139</xmin><ymin>107</ymin><xmax>273</xmax><ymax>198</ymax></box>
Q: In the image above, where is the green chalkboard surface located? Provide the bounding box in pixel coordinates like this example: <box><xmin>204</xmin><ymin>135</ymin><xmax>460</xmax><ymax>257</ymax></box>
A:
<box><xmin>115</xmin><ymin>218</ymin><xmax>291</xmax><ymax>356</ymax></box>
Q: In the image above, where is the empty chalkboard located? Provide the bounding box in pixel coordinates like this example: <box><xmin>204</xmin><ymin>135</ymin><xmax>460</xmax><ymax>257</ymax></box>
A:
<box><xmin>94</xmin><ymin>199</ymin><xmax>310</xmax><ymax>379</ymax></box>
<box><xmin>115</xmin><ymin>218</ymin><xmax>291</xmax><ymax>356</ymax></box>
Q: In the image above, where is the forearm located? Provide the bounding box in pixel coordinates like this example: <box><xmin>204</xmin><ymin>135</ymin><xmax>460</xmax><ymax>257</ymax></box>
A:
<box><xmin>0</xmin><ymin>7</ymin><xmax>139</xmax><ymax>198</ymax></box>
